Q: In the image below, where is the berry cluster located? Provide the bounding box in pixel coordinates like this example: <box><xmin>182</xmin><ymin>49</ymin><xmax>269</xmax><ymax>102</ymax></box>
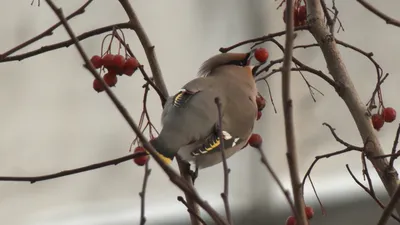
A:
<box><xmin>90</xmin><ymin>53</ymin><xmax>139</xmax><ymax>93</ymax></box>
<box><xmin>283</xmin><ymin>5</ymin><xmax>307</xmax><ymax>27</ymax></box>
<box><xmin>371</xmin><ymin>107</ymin><xmax>397</xmax><ymax>131</ymax></box>
<box><xmin>286</xmin><ymin>206</ymin><xmax>314</xmax><ymax>225</ymax></box>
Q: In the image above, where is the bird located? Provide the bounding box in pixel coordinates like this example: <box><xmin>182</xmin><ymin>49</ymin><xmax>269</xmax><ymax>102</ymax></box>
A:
<box><xmin>149</xmin><ymin>50</ymin><xmax>260</xmax><ymax>176</ymax></box>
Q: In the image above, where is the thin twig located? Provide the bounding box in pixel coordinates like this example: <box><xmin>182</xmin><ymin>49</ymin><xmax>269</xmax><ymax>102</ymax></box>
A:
<box><xmin>346</xmin><ymin>165</ymin><xmax>400</xmax><ymax>223</ymax></box>
<box><xmin>139</xmin><ymin>161</ymin><xmax>152</xmax><ymax>225</ymax></box>
<box><xmin>356</xmin><ymin>0</ymin><xmax>400</xmax><ymax>27</ymax></box>
<box><xmin>112</xmin><ymin>32</ymin><xmax>166</xmax><ymax>105</ymax></box>
<box><xmin>377</xmin><ymin>183</ymin><xmax>400</xmax><ymax>225</ymax></box>
<box><xmin>0</xmin><ymin>0</ymin><xmax>93</xmax><ymax>60</ymax></box>
<box><xmin>281</xmin><ymin>1</ymin><xmax>307</xmax><ymax>225</ymax></box>
<box><xmin>255</xmin><ymin>146</ymin><xmax>296</xmax><ymax>216</ymax></box>
<box><xmin>44</xmin><ymin>1</ymin><xmax>228</xmax><ymax>224</ymax></box>
<box><xmin>0</xmin><ymin>23</ymin><xmax>131</xmax><ymax>63</ymax></box>
<box><xmin>389</xmin><ymin>124</ymin><xmax>400</xmax><ymax>168</ymax></box>
<box><xmin>0</xmin><ymin>151</ymin><xmax>147</xmax><ymax>182</ymax></box>
<box><xmin>219</xmin><ymin>25</ymin><xmax>310</xmax><ymax>53</ymax></box>
<box><xmin>215</xmin><ymin>97</ymin><xmax>232</xmax><ymax>225</ymax></box>
<box><xmin>177</xmin><ymin>196</ymin><xmax>208</xmax><ymax>225</ymax></box>
<box><xmin>118</xmin><ymin>0</ymin><xmax>169</xmax><ymax>98</ymax></box>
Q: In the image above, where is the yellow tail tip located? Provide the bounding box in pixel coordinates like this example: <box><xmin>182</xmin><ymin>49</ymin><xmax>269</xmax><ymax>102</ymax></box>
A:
<box><xmin>145</xmin><ymin>149</ymin><xmax>172</xmax><ymax>165</ymax></box>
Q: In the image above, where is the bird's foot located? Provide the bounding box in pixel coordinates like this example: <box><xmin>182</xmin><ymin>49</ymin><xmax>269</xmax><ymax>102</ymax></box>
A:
<box><xmin>188</xmin><ymin>166</ymin><xmax>199</xmax><ymax>184</ymax></box>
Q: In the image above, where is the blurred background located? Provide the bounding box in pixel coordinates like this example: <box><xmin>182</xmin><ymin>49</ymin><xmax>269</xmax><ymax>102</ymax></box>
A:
<box><xmin>1</xmin><ymin>0</ymin><xmax>400</xmax><ymax>224</ymax></box>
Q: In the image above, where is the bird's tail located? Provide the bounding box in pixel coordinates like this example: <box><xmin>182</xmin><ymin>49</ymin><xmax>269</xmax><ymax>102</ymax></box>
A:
<box><xmin>148</xmin><ymin>137</ymin><xmax>175</xmax><ymax>165</ymax></box>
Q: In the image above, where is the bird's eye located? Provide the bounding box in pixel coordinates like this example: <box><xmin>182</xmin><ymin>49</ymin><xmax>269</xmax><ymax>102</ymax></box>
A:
<box><xmin>228</xmin><ymin>59</ymin><xmax>247</xmax><ymax>67</ymax></box>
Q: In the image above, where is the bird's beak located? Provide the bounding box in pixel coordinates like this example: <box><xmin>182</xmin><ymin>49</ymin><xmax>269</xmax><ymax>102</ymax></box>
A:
<box><xmin>251</xmin><ymin>65</ymin><xmax>260</xmax><ymax>77</ymax></box>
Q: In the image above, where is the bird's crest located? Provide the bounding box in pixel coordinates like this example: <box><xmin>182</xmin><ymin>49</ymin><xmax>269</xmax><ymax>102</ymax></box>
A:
<box><xmin>197</xmin><ymin>52</ymin><xmax>251</xmax><ymax>77</ymax></box>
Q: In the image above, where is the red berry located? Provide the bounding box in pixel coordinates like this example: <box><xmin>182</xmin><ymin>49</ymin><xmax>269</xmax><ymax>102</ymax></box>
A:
<box><xmin>93</xmin><ymin>79</ymin><xmax>105</xmax><ymax>93</ymax></box>
<box><xmin>297</xmin><ymin>6</ymin><xmax>307</xmax><ymax>23</ymax></box>
<box><xmin>103</xmin><ymin>72</ymin><xmax>118</xmax><ymax>87</ymax></box>
<box><xmin>285</xmin><ymin>216</ymin><xmax>296</xmax><ymax>225</ymax></box>
<box><xmin>254</xmin><ymin>48</ymin><xmax>269</xmax><ymax>63</ymax></box>
<box><xmin>248</xmin><ymin>133</ymin><xmax>262</xmax><ymax>148</ymax></box>
<box><xmin>90</xmin><ymin>55</ymin><xmax>103</xmax><ymax>69</ymax></box>
<box><xmin>133</xmin><ymin>146</ymin><xmax>149</xmax><ymax>166</ymax></box>
<box><xmin>283</xmin><ymin>8</ymin><xmax>297</xmax><ymax>25</ymax></box>
<box><xmin>382</xmin><ymin>107</ymin><xmax>396</xmax><ymax>123</ymax></box>
<box><xmin>102</xmin><ymin>54</ymin><xmax>114</xmax><ymax>67</ymax></box>
<box><xmin>305</xmin><ymin>206</ymin><xmax>314</xmax><ymax>219</ymax></box>
<box><xmin>256</xmin><ymin>95</ymin><xmax>266</xmax><ymax>111</ymax></box>
<box><xmin>112</xmin><ymin>54</ymin><xmax>125</xmax><ymax>69</ymax></box>
<box><xmin>257</xmin><ymin>111</ymin><xmax>262</xmax><ymax>120</ymax></box>
<box><xmin>123</xmin><ymin>57</ymin><xmax>139</xmax><ymax>76</ymax></box>
<box><xmin>371</xmin><ymin>114</ymin><xmax>384</xmax><ymax>131</ymax></box>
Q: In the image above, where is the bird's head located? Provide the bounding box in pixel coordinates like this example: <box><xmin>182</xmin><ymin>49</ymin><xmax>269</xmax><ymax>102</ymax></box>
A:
<box><xmin>197</xmin><ymin>50</ymin><xmax>261</xmax><ymax>78</ymax></box>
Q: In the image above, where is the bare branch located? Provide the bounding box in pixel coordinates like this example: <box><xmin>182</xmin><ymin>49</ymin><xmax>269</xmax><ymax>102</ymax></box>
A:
<box><xmin>0</xmin><ymin>151</ymin><xmax>146</xmax><ymax>183</ymax></box>
<box><xmin>118</xmin><ymin>0</ymin><xmax>169</xmax><ymax>98</ymax></box>
<box><xmin>346</xmin><ymin>165</ymin><xmax>400</xmax><ymax>223</ymax></box>
<box><xmin>254</xmin><ymin>145</ymin><xmax>296</xmax><ymax>216</ymax></box>
<box><xmin>215</xmin><ymin>97</ymin><xmax>233</xmax><ymax>224</ymax></box>
<box><xmin>219</xmin><ymin>25</ymin><xmax>309</xmax><ymax>53</ymax></box>
<box><xmin>178</xmin><ymin>196</ymin><xmax>208</xmax><ymax>225</ymax></box>
<box><xmin>356</xmin><ymin>0</ymin><xmax>400</xmax><ymax>27</ymax></box>
<box><xmin>377</xmin><ymin>183</ymin><xmax>400</xmax><ymax>225</ymax></box>
<box><xmin>0</xmin><ymin>23</ymin><xmax>131</xmax><ymax>63</ymax></box>
<box><xmin>389</xmin><ymin>124</ymin><xmax>400</xmax><ymax>168</ymax></box>
<box><xmin>307</xmin><ymin>0</ymin><xmax>400</xmax><ymax>214</ymax></box>
<box><xmin>0</xmin><ymin>0</ymin><xmax>93</xmax><ymax>60</ymax></box>
<box><xmin>139</xmin><ymin>161</ymin><xmax>152</xmax><ymax>225</ymax></box>
<box><xmin>281</xmin><ymin>1</ymin><xmax>308</xmax><ymax>225</ymax></box>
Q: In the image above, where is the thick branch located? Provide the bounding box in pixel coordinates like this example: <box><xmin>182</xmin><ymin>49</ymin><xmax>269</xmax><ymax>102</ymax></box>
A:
<box><xmin>281</xmin><ymin>1</ymin><xmax>308</xmax><ymax>225</ymax></box>
<box><xmin>307</xmin><ymin>0</ymin><xmax>400</xmax><ymax>215</ymax></box>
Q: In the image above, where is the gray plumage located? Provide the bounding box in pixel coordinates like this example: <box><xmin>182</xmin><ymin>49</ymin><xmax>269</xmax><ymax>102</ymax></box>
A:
<box><xmin>150</xmin><ymin>52</ymin><xmax>258</xmax><ymax>169</ymax></box>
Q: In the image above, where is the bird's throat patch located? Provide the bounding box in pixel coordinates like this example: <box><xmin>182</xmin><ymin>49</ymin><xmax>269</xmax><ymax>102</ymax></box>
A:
<box><xmin>173</xmin><ymin>89</ymin><xmax>197</xmax><ymax>108</ymax></box>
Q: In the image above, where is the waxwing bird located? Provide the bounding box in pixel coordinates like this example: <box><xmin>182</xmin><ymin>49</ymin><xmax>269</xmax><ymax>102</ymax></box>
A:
<box><xmin>149</xmin><ymin>51</ymin><xmax>260</xmax><ymax>173</ymax></box>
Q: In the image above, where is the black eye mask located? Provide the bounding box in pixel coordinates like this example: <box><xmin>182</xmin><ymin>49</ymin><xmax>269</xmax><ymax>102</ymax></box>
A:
<box><xmin>226</xmin><ymin>53</ymin><xmax>251</xmax><ymax>67</ymax></box>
